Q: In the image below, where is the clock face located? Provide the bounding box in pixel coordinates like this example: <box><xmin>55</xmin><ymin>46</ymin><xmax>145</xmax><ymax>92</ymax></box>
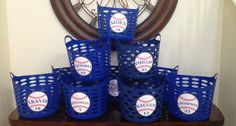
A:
<box><xmin>70</xmin><ymin>0</ymin><xmax>158</xmax><ymax>28</ymax></box>
<box><xmin>51</xmin><ymin>0</ymin><xmax>178</xmax><ymax>40</ymax></box>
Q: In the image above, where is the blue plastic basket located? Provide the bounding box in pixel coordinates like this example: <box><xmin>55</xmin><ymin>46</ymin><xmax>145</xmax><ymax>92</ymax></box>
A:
<box><xmin>98</xmin><ymin>5</ymin><xmax>138</xmax><ymax>42</ymax></box>
<box><xmin>65</xmin><ymin>35</ymin><xmax>111</xmax><ymax>82</ymax></box>
<box><xmin>10</xmin><ymin>72</ymin><xmax>60</xmax><ymax>119</ymax></box>
<box><xmin>116</xmin><ymin>34</ymin><xmax>161</xmax><ymax>79</ymax></box>
<box><xmin>119</xmin><ymin>75</ymin><xmax>165</xmax><ymax>123</ymax></box>
<box><xmin>62</xmin><ymin>70</ymin><xmax>108</xmax><ymax>120</ymax></box>
<box><xmin>108</xmin><ymin>66</ymin><xmax>120</xmax><ymax>102</ymax></box>
<box><xmin>52</xmin><ymin>66</ymin><xmax>71</xmax><ymax>104</ymax></box>
<box><xmin>157</xmin><ymin>66</ymin><xmax>179</xmax><ymax>104</ymax></box>
<box><xmin>168</xmin><ymin>73</ymin><xmax>218</xmax><ymax>121</ymax></box>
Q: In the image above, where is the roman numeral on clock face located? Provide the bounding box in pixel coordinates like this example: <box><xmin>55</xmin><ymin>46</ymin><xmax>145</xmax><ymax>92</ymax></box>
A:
<box><xmin>145</xmin><ymin>3</ymin><xmax>155</xmax><ymax>11</ymax></box>
<box><xmin>73</xmin><ymin>2</ymin><xmax>83</xmax><ymax>12</ymax></box>
<box><xmin>89</xmin><ymin>17</ymin><xmax>97</xmax><ymax>27</ymax></box>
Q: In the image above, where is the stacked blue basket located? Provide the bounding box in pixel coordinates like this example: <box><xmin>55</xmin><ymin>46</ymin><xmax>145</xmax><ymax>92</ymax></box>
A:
<box><xmin>98</xmin><ymin>5</ymin><xmax>138</xmax><ymax>42</ymax></box>
<box><xmin>65</xmin><ymin>35</ymin><xmax>111</xmax><ymax>82</ymax></box>
<box><xmin>63</xmin><ymin>35</ymin><xmax>111</xmax><ymax>119</ymax></box>
<box><xmin>168</xmin><ymin>73</ymin><xmax>218</xmax><ymax>121</ymax></box>
<box><xmin>115</xmin><ymin>33</ymin><xmax>165</xmax><ymax>122</ymax></box>
<box><xmin>11</xmin><ymin>72</ymin><xmax>59</xmax><ymax>119</ymax></box>
<box><xmin>116</xmin><ymin>34</ymin><xmax>161</xmax><ymax>80</ymax></box>
<box><xmin>108</xmin><ymin>66</ymin><xmax>120</xmax><ymax>102</ymax></box>
<box><xmin>119</xmin><ymin>75</ymin><xmax>165</xmax><ymax>123</ymax></box>
<box><xmin>61</xmin><ymin>70</ymin><xmax>108</xmax><ymax>119</ymax></box>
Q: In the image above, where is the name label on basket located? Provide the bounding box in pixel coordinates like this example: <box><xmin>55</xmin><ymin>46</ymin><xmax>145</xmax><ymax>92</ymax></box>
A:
<box><xmin>135</xmin><ymin>52</ymin><xmax>153</xmax><ymax>73</ymax></box>
<box><xmin>27</xmin><ymin>92</ymin><xmax>48</xmax><ymax>112</ymax></box>
<box><xmin>71</xmin><ymin>92</ymin><xmax>90</xmax><ymax>113</ymax></box>
<box><xmin>178</xmin><ymin>93</ymin><xmax>199</xmax><ymax>115</ymax></box>
<box><xmin>74</xmin><ymin>57</ymin><xmax>92</xmax><ymax>76</ymax></box>
<box><xmin>110</xmin><ymin>13</ymin><xmax>127</xmax><ymax>33</ymax></box>
<box><xmin>108</xmin><ymin>79</ymin><xmax>119</xmax><ymax>97</ymax></box>
<box><xmin>136</xmin><ymin>95</ymin><xmax>156</xmax><ymax>117</ymax></box>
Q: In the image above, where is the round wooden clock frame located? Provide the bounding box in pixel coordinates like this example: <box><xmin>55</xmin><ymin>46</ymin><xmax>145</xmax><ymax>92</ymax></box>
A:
<box><xmin>51</xmin><ymin>0</ymin><xmax>178</xmax><ymax>41</ymax></box>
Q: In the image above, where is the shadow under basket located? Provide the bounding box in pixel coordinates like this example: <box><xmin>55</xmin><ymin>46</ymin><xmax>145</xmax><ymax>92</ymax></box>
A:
<box><xmin>116</xmin><ymin>34</ymin><xmax>161</xmax><ymax>80</ymax></box>
<box><xmin>168</xmin><ymin>73</ymin><xmax>218</xmax><ymax>122</ymax></box>
<box><xmin>10</xmin><ymin>72</ymin><xmax>59</xmax><ymax>119</ymax></box>
<box><xmin>62</xmin><ymin>70</ymin><xmax>108</xmax><ymax>120</ymax></box>
<box><xmin>108</xmin><ymin>66</ymin><xmax>120</xmax><ymax>102</ymax></box>
<box><xmin>118</xmin><ymin>75</ymin><xmax>165</xmax><ymax>123</ymax></box>
<box><xmin>65</xmin><ymin>35</ymin><xmax>111</xmax><ymax>82</ymax></box>
<box><xmin>98</xmin><ymin>5</ymin><xmax>138</xmax><ymax>42</ymax></box>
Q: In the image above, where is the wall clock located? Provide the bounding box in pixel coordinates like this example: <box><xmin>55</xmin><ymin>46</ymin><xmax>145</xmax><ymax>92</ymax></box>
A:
<box><xmin>51</xmin><ymin>0</ymin><xmax>178</xmax><ymax>41</ymax></box>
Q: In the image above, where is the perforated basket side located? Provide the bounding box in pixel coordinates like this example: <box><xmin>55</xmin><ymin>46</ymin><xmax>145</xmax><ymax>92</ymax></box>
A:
<box><xmin>62</xmin><ymin>71</ymin><xmax>108</xmax><ymax>119</ymax></box>
<box><xmin>119</xmin><ymin>76</ymin><xmax>165</xmax><ymax>123</ymax></box>
<box><xmin>157</xmin><ymin>66</ymin><xmax>179</xmax><ymax>104</ymax></box>
<box><xmin>116</xmin><ymin>38</ymin><xmax>160</xmax><ymax>79</ymax></box>
<box><xmin>64</xmin><ymin>36</ymin><xmax>111</xmax><ymax>82</ymax></box>
<box><xmin>98</xmin><ymin>6</ymin><xmax>138</xmax><ymax>42</ymax></box>
<box><xmin>168</xmin><ymin>74</ymin><xmax>217</xmax><ymax>121</ymax></box>
<box><xmin>52</xmin><ymin>66</ymin><xmax>71</xmax><ymax>104</ymax></box>
<box><xmin>11</xmin><ymin>73</ymin><xmax>59</xmax><ymax>119</ymax></box>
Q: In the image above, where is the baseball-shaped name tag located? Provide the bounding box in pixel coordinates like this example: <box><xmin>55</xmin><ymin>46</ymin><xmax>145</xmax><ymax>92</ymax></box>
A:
<box><xmin>178</xmin><ymin>93</ymin><xmax>199</xmax><ymax>115</ymax></box>
<box><xmin>110</xmin><ymin>13</ymin><xmax>128</xmax><ymax>33</ymax></box>
<box><xmin>136</xmin><ymin>95</ymin><xmax>156</xmax><ymax>117</ymax></box>
<box><xmin>135</xmin><ymin>52</ymin><xmax>153</xmax><ymax>73</ymax></box>
<box><xmin>74</xmin><ymin>57</ymin><xmax>92</xmax><ymax>76</ymax></box>
<box><xmin>71</xmin><ymin>92</ymin><xmax>90</xmax><ymax>113</ymax></box>
<box><xmin>109</xmin><ymin>79</ymin><xmax>119</xmax><ymax>97</ymax></box>
<box><xmin>27</xmin><ymin>92</ymin><xmax>48</xmax><ymax>112</ymax></box>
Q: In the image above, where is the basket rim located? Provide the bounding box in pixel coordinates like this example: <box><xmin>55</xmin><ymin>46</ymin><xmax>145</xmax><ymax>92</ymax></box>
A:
<box><xmin>11</xmin><ymin>72</ymin><xmax>55</xmax><ymax>80</ymax></box>
<box><xmin>168</xmin><ymin>73</ymin><xmax>218</xmax><ymax>81</ymax></box>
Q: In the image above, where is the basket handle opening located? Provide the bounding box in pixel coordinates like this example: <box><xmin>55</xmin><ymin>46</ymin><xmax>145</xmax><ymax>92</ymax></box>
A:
<box><xmin>214</xmin><ymin>73</ymin><xmax>218</xmax><ymax>80</ymax></box>
<box><xmin>64</xmin><ymin>35</ymin><xmax>74</xmax><ymax>43</ymax></box>
<box><xmin>10</xmin><ymin>72</ymin><xmax>15</xmax><ymax>78</ymax></box>
<box><xmin>174</xmin><ymin>65</ymin><xmax>179</xmax><ymax>71</ymax></box>
<box><xmin>155</xmin><ymin>34</ymin><xmax>161</xmax><ymax>41</ymax></box>
<box><xmin>51</xmin><ymin>65</ymin><xmax>54</xmax><ymax>70</ymax></box>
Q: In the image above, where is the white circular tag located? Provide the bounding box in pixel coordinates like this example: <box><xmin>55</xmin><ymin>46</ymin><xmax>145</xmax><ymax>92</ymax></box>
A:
<box><xmin>110</xmin><ymin>13</ymin><xmax>127</xmax><ymax>33</ymax></box>
<box><xmin>178</xmin><ymin>93</ymin><xmax>199</xmax><ymax>115</ymax></box>
<box><xmin>108</xmin><ymin>79</ymin><xmax>119</xmax><ymax>97</ymax></box>
<box><xmin>135</xmin><ymin>52</ymin><xmax>153</xmax><ymax>73</ymax></box>
<box><xmin>136</xmin><ymin>95</ymin><xmax>156</xmax><ymax>117</ymax></box>
<box><xmin>27</xmin><ymin>92</ymin><xmax>48</xmax><ymax>112</ymax></box>
<box><xmin>74</xmin><ymin>57</ymin><xmax>92</xmax><ymax>76</ymax></box>
<box><xmin>71</xmin><ymin>92</ymin><xmax>90</xmax><ymax>113</ymax></box>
